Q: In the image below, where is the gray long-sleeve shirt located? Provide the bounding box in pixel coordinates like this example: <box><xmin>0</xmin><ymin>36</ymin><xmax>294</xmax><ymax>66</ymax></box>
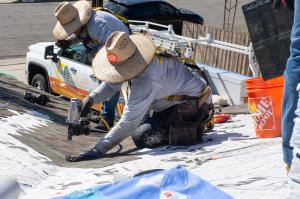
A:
<box><xmin>77</xmin><ymin>11</ymin><xmax>130</xmax><ymax>50</ymax></box>
<box><xmin>89</xmin><ymin>56</ymin><xmax>207</xmax><ymax>153</ymax></box>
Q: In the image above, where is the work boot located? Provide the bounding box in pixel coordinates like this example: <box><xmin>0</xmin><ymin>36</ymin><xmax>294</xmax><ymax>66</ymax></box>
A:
<box><xmin>65</xmin><ymin>147</ymin><xmax>104</xmax><ymax>162</ymax></box>
<box><xmin>95</xmin><ymin>120</ymin><xmax>113</xmax><ymax>133</ymax></box>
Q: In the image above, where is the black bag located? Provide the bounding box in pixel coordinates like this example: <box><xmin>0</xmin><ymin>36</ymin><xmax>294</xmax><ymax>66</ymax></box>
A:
<box><xmin>242</xmin><ymin>0</ymin><xmax>294</xmax><ymax>80</ymax></box>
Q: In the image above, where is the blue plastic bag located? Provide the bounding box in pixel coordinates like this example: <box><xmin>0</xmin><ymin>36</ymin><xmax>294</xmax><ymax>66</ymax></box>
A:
<box><xmin>54</xmin><ymin>166</ymin><xmax>233</xmax><ymax>199</ymax></box>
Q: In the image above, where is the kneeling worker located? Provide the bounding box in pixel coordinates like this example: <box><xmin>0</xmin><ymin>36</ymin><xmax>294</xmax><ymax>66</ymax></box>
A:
<box><xmin>53</xmin><ymin>0</ymin><xmax>131</xmax><ymax>131</ymax></box>
<box><xmin>66</xmin><ymin>31</ymin><xmax>213</xmax><ymax>162</ymax></box>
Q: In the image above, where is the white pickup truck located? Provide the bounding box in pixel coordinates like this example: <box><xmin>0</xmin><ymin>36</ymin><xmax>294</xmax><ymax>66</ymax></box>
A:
<box><xmin>26</xmin><ymin>42</ymin><xmax>100</xmax><ymax>101</ymax></box>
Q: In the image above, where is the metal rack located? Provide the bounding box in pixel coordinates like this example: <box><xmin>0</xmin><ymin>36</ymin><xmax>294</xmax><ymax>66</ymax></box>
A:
<box><xmin>129</xmin><ymin>20</ymin><xmax>258</xmax><ymax>77</ymax></box>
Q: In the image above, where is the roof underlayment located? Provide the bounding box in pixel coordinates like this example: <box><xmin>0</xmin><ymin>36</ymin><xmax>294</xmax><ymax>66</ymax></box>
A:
<box><xmin>0</xmin><ymin>110</ymin><xmax>289</xmax><ymax>199</ymax></box>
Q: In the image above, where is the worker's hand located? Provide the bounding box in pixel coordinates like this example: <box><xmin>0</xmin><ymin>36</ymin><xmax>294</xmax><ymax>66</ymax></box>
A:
<box><xmin>273</xmin><ymin>0</ymin><xmax>294</xmax><ymax>10</ymax></box>
<box><xmin>81</xmin><ymin>96</ymin><xmax>94</xmax><ymax>117</ymax></box>
<box><xmin>65</xmin><ymin>147</ymin><xmax>104</xmax><ymax>162</ymax></box>
<box><xmin>55</xmin><ymin>40</ymin><xmax>70</xmax><ymax>49</ymax></box>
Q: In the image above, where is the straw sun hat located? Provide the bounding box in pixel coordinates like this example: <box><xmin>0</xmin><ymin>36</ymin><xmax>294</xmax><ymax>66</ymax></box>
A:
<box><xmin>92</xmin><ymin>31</ymin><xmax>156</xmax><ymax>84</ymax></box>
<box><xmin>53</xmin><ymin>1</ymin><xmax>92</xmax><ymax>40</ymax></box>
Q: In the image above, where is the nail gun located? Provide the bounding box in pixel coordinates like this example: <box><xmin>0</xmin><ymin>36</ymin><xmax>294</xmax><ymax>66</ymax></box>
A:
<box><xmin>66</xmin><ymin>98</ymin><xmax>90</xmax><ymax>141</ymax></box>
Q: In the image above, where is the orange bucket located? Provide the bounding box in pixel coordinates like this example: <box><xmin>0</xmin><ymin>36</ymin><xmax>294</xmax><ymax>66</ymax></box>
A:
<box><xmin>245</xmin><ymin>76</ymin><xmax>284</xmax><ymax>138</ymax></box>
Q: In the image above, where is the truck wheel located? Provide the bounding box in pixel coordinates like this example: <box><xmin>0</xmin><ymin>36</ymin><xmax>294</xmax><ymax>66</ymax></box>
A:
<box><xmin>31</xmin><ymin>74</ymin><xmax>49</xmax><ymax>92</ymax></box>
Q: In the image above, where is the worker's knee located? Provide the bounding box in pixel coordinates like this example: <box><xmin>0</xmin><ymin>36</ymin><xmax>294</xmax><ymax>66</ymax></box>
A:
<box><xmin>132</xmin><ymin>123</ymin><xmax>168</xmax><ymax>149</ymax></box>
<box><xmin>132</xmin><ymin>123</ymin><xmax>154</xmax><ymax>148</ymax></box>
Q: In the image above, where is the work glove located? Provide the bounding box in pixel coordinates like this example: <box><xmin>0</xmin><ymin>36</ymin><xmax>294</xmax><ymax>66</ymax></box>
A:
<box><xmin>65</xmin><ymin>146</ymin><xmax>104</xmax><ymax>162</ymax></box>
<box><xmin>81</xmin><ymin>96</ymin><xmax>94</xmax><ymax>117</ymax></box>
<box><xmin>55</xmin><ymin>40</ymin><xmax>70</xmax><ymax>49</ymax></box>
<box><xmin>273</xmin><ymin>0</ymin><xmax>294</xmax><ymax>10</ymax></box>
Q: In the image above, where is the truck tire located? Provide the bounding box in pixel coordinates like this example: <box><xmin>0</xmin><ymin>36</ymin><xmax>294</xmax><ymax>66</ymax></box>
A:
<box><xmin>31</xmin><ymin>74</ymin><xmax>49</xmax><ymax>92</ymax></box>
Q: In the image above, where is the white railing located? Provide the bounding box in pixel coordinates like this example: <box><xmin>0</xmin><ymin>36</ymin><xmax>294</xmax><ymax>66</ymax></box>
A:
<box><xmin>129</xmin><ymin>20</ymin><xmax>258</xmax><ymax>77</ymax></box>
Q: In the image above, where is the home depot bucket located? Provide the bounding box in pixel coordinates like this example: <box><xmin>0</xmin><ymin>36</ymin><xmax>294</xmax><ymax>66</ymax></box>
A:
<box><xmin>245</xmin><ymin>76</ymin><xmax>284</xmax><ymax>138</ymax></box>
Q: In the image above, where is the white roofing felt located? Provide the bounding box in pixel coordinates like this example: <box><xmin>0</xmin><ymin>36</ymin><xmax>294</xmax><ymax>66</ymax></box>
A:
<box><xmin>0</xmin><ymin>110</ymin><xmax>290</xmax><ymax>199</ymax></box>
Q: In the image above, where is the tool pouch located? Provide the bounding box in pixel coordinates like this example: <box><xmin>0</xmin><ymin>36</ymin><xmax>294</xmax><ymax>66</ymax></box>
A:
<box><xmin>168</xmin><ymin>99</ymin><xmax>214</xmax><ymax>146</ymax></box>
<box><xmin>197</xmin><ymin>102</ymin><xmax>215</xmax><ymax>131</ymax></box>
<box><xmin>169</xmin><ymin>121</ymin><xmax>201</xmax><ymax>146</ymax></box>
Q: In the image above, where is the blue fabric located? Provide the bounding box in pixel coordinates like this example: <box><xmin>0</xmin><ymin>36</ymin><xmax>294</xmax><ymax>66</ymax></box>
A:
<box><xmin>292</xmin><ymin>103</ymin><xmax>300</xmax><ymax>147</ymax></box>
<box><xmin>289</xmin><ymin>86</ymin><xmax>300</xmax><ymax>198</ymax></box>
<box><xmin>282</xmin><ymin>0</ymin><xmax>299</xmax><ymax>166</ymax></box>
<box><xmin>101</xmin><ymin>92</ymin><xmax>120</xmax><ymax>125</ymax></box>
<box><xmin>53</xmin><ymin>166</ymin><xmax>233</xmax><ymax>199</ymax></box>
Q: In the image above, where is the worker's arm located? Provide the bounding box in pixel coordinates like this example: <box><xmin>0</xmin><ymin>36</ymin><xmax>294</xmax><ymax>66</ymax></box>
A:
<box><xmin>95</xmin><ymin>79</ymin><xmax>160</xmax><ymax>153</ymax></box>
<box><xmin>80</xmin><ymin>82</ymin><xmax>121</xmax><ymax>117</ymax></box>
<box><xmin>90</xmin><ymin>82</ymin><xmax>121</xmax><ymax>103</ymax></box>
<box><xmin>87</xmin><ymin>12</ymin><xmax>131</xmax><ymax>49</ymax></box>
<box><xmin>65</xmin><ymin>79</ymin><xmax>159</xmax><ymax>162</ymax></box>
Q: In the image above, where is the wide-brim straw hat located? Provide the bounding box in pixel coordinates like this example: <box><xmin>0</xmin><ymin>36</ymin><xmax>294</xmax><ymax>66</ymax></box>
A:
<box><xmin>92</xmin><ymin>31</ymin><xmax>156</xmax><ymax>84</ymax></box>
<box><xmin>53</xmin><ymin>1</ymin><xmax>92</xmax><ymax>40</ymax></box>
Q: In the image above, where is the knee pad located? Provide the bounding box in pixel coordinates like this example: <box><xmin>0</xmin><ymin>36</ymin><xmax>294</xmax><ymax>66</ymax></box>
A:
<box><xmin>132</xmin><ymin>123</ymin><xmax>168</xmax><ymax>149</ymax></box>
<box><xmin>132</xmin><ymin>123</ymin><xmax>154</xmax><ymax>148</ymax></box>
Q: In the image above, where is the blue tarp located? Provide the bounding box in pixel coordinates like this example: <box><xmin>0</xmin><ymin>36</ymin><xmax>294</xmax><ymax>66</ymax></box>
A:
<box><xmin>54</xmin><ymin>166</ymin><xmax>233</xmax><ymax>199</ymax></box>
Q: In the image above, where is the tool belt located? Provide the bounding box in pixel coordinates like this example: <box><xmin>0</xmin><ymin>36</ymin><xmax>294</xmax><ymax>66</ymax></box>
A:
<box><xmin>162</xmin><ymin>86</ymin><xmax>210</xmax><ymax>102</ymax></box>
<box><xmin>165</xmin><ymin>91</ymin><xmax>214</xmax><ymax>146</ymax></box>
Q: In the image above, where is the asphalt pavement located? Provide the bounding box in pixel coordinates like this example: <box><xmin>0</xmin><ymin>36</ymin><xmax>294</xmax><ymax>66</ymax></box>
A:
<box><xmin>0</xmin><ymin>58</ymin><xmax>26</xmax><ymax>83</ymax></box>
<box><xmin>0</xmin><ymin>0</ymin><xmax>252</xmax><ymax>59</ymax></box>
<box><xmin>0</xmin><ymin>2</ymin><xmax>57</xmax><ymax>58</ymax></box>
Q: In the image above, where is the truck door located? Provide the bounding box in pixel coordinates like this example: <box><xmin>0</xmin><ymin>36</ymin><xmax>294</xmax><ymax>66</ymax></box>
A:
<box><xmin>50</xmin><ymin>44</ymin><xmax>100</xmax><ymax>100</ymax></box>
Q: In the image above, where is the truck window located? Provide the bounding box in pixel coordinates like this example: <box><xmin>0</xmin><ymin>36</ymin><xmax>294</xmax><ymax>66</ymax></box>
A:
<box><xmin>131</xmin><ymin>4</ymin><xmax>159</xmax><ymax>20</ymax></box>
<box><xmin>104</xmin><ymin>1</ymin><xmax>130</xmax><ymax>17</ymax></box>
<box><xmin>158</xmin><ymin>3</ymin><xmax>177</xmax><ymax>17</ymax></box>
<box><xmin>60</xmin><ymin>44</ymin><xmax>85</xmax><ymax>63</ymax></box>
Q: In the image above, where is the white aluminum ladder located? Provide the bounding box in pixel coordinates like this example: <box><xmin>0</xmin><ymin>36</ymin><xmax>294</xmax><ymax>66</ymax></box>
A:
<box><xmin>129</xmin><ymin>20</ymin><xmax>258</xmax><ymax>77</ymax></box>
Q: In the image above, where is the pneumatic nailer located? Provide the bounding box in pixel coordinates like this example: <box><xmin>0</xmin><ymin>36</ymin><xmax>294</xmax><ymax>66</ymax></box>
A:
<box><xmin>66</xmin><ymin>98</ymin><xmax>90</xmax><ymax>141</ymax></box>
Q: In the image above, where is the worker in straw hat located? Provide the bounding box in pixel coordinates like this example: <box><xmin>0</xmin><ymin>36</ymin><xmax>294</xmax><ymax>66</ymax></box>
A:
<box><xmin>66</xmin><ymin>31</ymin><xmax>213</xmax><ymax>162</ymax></box>
<box><xmin>53</xmin><ymin>0</ymin><xmax>131</xmax><ymax>131</ymax></box>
